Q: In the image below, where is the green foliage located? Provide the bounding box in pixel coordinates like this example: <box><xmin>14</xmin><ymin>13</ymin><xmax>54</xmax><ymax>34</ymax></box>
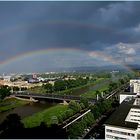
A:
<box><xmin>109</xmin><ymin>82</ymin><xmax>117</xmax><ymax>91</ymax></box>
<box><xmin>22</xmin><ymin>105</ymin><xmax>69</xmax><ymax>128</ymax></box>
<box><xmin>43</xmin><ymin>83</ymin><xmax>53</xmax><ymax>93</ymax></box>
<box><xmin>0</xmin><ymin>85</ymin><xmax>11</xmax><ymax>100</ymax></box>
<box><xmin>68</xmin><ymin>99</ymin><xmax>114</xmax><ymax>138</ymax></box>
<box><xmin>80</xmin><ymin>98</ymin><xmax>89</xmax><ymax>108</ymax></box>
<box><xmin>68</xmin><ymin>100</ymin><xmax>81</xmax><ymax>113</ymax></box>
<box><xmin>0</xmin><ymin>98</ymin><xmax>28</xmax><ymax>112</ymax></box>
<box><xmin>53</xmin><ymin>78</ymin><xmax>88</xmax><ymax>92</ymax></box>
<box><xmin>68</xmin><ymin>122</ymin><xmax>83</xmax><ymax>138</ymax></box>
<box><xmin>68</xmin><ymin>112</ymin><xmax>95</xmax><ymax>138</ymax></box>
<box><xmin>57</xmin><ymin>109</ymin><xmax>74</xmax><ymax>123</ymax></box>
<box><xmin>54</xmin><ymin>80</ymin><xmax>67</xmax><ymax>91</ymax></box>
<box><xmin>90</xmin><ymin>104</ymin><xmax>101</xmax><ymax>119</ymax></box>
<box><xmin>90</xmin><ymin>100</ymin><xmax>112</xmax><ymax>119</ymax></box>
<box><xmin>79</xmin><ymin>103</ymin><xmax>85</xmax><ymax>110</ymax></box>
<box><xmin>83</xmin><ymin>112</ymin><xmax>95</xmax><ymax>127</ymax></box>
<box><xmin>51</xmin><ymin>116</ymin><xmax>58</xmax><ymax>124</ymax></box>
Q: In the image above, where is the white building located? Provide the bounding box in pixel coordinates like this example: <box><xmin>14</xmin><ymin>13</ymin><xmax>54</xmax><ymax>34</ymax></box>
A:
<box><xmin>105</xmin><ymin>97</ymin><xmax>140</xmax><ymax>140</ymax></box>
<box><xmin>3</xmin><ymin>76</ymin><xmax>11</xmax><ymax>81</ymax></box>
<box><xmin>119</xmin><ymin>79</ymin><xmax>140</xmax><ymax>104</ymax></box>
<box><xmin>105</xmin><ymin>79</ymin><xmax>140</xmax><ymax>140</ymax></box>
<box><xmin>119</xmin><ymin>92</ymin><xmax>137</xmax><ymax>104</ymax></box>
<box><xmin>130</xmin><ymin>79</ymin><xmax>140</xmax><ymax>94</ymax></box>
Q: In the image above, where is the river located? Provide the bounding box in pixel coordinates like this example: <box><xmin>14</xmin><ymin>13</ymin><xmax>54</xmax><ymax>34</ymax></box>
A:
<box><xmin>66</xmin><ymin>79</ymin><xmax>111</xmax><ymax>96</ymax></box>
<box><xmin>0</xmin><ymin>101</ymin><xmax>56</xmax><ymax>124</ymax></box>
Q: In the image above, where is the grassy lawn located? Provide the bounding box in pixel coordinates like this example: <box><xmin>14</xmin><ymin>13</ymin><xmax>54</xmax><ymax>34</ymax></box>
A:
<box><xmin>81</xmin><ymin>84</ymin><xmax>109</xmax><ymax>98</ymax></box>
<box><xmin>0</xmin><ymin>98</ymin><xmax>29</xmax><ymax>112</ymax></box>
<box><xmin>22</xmin><ymin>104</ymin><xmax>68</xmax><ymax>128</ymax></box>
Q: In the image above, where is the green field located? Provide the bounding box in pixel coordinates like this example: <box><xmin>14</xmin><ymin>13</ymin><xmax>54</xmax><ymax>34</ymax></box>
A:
<box><xmin>22</xmin><ymin>104</ymin><xmax>68</xmax><ymax>128</ymax></box>
<box><xmin>0</xmin><ymin>98</ymin><xmax>29</xmax><ymax>112</ymax></box>
<box><xmin>81</xmin><ymin>84</ymin><xmax>109</xmax><ymax>98</ymax></box>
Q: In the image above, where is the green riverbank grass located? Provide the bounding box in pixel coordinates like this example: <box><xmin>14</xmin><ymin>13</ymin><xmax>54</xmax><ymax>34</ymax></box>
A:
<box><xmin>57</xmin><ymin>78</ymin><xmax>106</xmax><ymax>95</ymax></box>
<box><xmin>22</xmin><ymin>104</ymin><xmax>68</xmax><ymax>128</ymax></box>
<box><xmin>81</xmin><ymin>84</ymin><xmax>109</xmax><ymax>98</ymax></box>
<box><xmin>0</xmin><ymin>98</ymin><xmax>29</xmax><ymax>112</ymax></box>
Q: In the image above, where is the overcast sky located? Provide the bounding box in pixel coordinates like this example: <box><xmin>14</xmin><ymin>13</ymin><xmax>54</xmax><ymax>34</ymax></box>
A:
<box><xmin>0</xmin><ymin>1</ymin><xmax>140</xmax><ymax>73</ymax></box>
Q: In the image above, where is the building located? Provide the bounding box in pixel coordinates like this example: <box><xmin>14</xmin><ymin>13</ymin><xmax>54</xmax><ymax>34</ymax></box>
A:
<box><xmin>3</xmin><ymin>76</ymin><xmax>11</xmax><ymax>81</ymax></box>
<box><xmin>130</xmin><ymin>79</ymin><xmax>140</xmax><ymax>94</ymax></box>
<box><xmin>105</xmin><ymin>79</ymin><xmax>140</xmax><ymax>140</ymax></box>
<box><xmin>105</xmin><ymin>97</ymin><xmax>140</xmax><ymax>140</ymax></box>
<box><xmin>119</xmin><ymin>92</ymin><xmax>137</xmax><ymax>104</ymax></box>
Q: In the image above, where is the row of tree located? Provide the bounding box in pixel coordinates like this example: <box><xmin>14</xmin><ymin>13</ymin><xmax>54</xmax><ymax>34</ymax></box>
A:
<box><xmin>68</xmin><ymin>99</ymin><xmax>113</xmax><ymax>138</ymax></box>
<box><xmin>43</xmin><ymin>78</ymin><xmax>88</xmax><ymax>93</ymax></box>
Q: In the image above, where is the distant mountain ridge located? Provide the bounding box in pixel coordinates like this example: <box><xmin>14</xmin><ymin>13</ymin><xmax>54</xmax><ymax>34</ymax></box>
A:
<box><xmin>55</xmin><ymin>65</ymin><xmax>130</xmax><ymax>72</ymax></box>
<box><xmin>125</xmin><ymin>64</ymin><xmax>140</xmax><ymax>70</ymax></box>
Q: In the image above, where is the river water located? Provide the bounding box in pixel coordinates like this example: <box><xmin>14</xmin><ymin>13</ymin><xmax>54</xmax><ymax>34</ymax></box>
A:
<box><xmin>0</xmin><ymin>101</ymin><xmax>56</xmax><ymax>124</ymax></box>
<box><xmin>67</xmin><ymin>79</ymin><xmax>111</xmax><ymax>96</ymax></box>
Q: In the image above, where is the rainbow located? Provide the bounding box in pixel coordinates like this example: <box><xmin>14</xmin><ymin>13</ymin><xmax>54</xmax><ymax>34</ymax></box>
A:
<box><xmin>0</xmin><ymin>20</ymin><xmax>134</xmax><ymax>72</ymax></box>
<box><xmin>0</xmin><ymin>47</ymin><xmax>135</xmax><ymax>73</ymax></box>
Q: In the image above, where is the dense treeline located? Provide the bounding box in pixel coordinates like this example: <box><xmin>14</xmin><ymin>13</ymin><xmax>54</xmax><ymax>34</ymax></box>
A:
<box><xmin>43</xmin><ymin>78</ymin><xmax>88</xmax><ymax>93</ymax></box>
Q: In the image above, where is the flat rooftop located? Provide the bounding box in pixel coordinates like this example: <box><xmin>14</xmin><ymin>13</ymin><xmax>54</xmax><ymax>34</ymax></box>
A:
<box><xmin>105</xmin><ymin>98</ymin><xmax>138</xmax><ymax>129</ymax></box>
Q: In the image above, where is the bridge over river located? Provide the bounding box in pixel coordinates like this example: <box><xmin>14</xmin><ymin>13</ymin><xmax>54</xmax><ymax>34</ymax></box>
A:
<box><xmin>14</xmin><ymin>83</ymin><xmax>129</xmax><ymax>103</ymax></box>
<box><xmin>14</xmin><ymin>92</ymin><xmax>97</xmax><ymax>103</ymax></box>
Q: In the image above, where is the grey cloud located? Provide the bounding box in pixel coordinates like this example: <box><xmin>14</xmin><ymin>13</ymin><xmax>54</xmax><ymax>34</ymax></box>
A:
<box><xmin>0</xmin><ymin>1</ymin><xmax>140</xmax><ymax>72</ymax></box>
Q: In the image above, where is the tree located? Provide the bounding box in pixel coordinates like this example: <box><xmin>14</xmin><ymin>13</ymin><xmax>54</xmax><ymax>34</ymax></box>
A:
<box><xmin>0</xmin><ymin>114</ymin><xmax>23</xmax><ymax>132</ymax></box>
<box><xmin>43</xmin><ymin>83</ymin><xmax>53</xmax><ymax>93</ymax></box>
<box><xmin>83</xmin><ymin>112</ymin><xmax>95</xmax><ymax>127</ymax></box>
<box><xmin>68</xmin><ymin>100</ymin><xmax>81</xmax><ymax>113</ymax></box>
<box><xmin>90</xmin><ymin>104</ymin><xmax>101</xmax><ymax>119</ymax></box>
<box><xmin>54</xmin><ymin>80</ymin><xmax>67</xmax><ymax>91</ymax></box>
<box><xmin>80</xmin><ymin>98</ymin><xmax>89</xmax><ymax>108</ymax></box>
<box><xmin>68</xmin><ymin>122</ymin><xmax>84</xmax><ymax>138</ymax></box>
<box><xmin>0</xmin><ymin>86</ymin><xmax>11</xmax><ymax>100</ymax></box>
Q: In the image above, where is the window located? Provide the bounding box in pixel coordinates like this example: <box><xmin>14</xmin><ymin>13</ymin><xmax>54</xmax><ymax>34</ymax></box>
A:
<box><xmin>106</xmin><ymin>134</ymin><xmax>127</xmax><ymax>139</ymax></box>
<box><xmin>106</xmin><ymin>129</ymin><xmax>134</xmax><ymax>137</ymax></box>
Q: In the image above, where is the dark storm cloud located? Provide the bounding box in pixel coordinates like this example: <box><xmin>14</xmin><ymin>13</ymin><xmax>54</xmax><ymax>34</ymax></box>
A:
<box><xmin>0</xmin><ymin>1</ymin><xmax>140</xmax><ymax>72</ymax></box>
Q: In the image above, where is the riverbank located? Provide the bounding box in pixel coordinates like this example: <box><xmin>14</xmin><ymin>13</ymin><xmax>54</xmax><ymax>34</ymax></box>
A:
<box><xmin>22</xmin><ymin>104</ymin><xmax>69</xmax><ymax>128</ymax></box>
<box><xmin>0</xmin><ymin>98</ymin><xmax>29</xmax><ymax>113</ymax></box>
<box><xmin>81</xmin><ymin>84</ymin><xmax>109</xmax><ymax>98</ymax></box>
<box><xmin>57</xmin><ymin>78</ymin><xmax>107</xmax><ymax>95</ymax></box>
